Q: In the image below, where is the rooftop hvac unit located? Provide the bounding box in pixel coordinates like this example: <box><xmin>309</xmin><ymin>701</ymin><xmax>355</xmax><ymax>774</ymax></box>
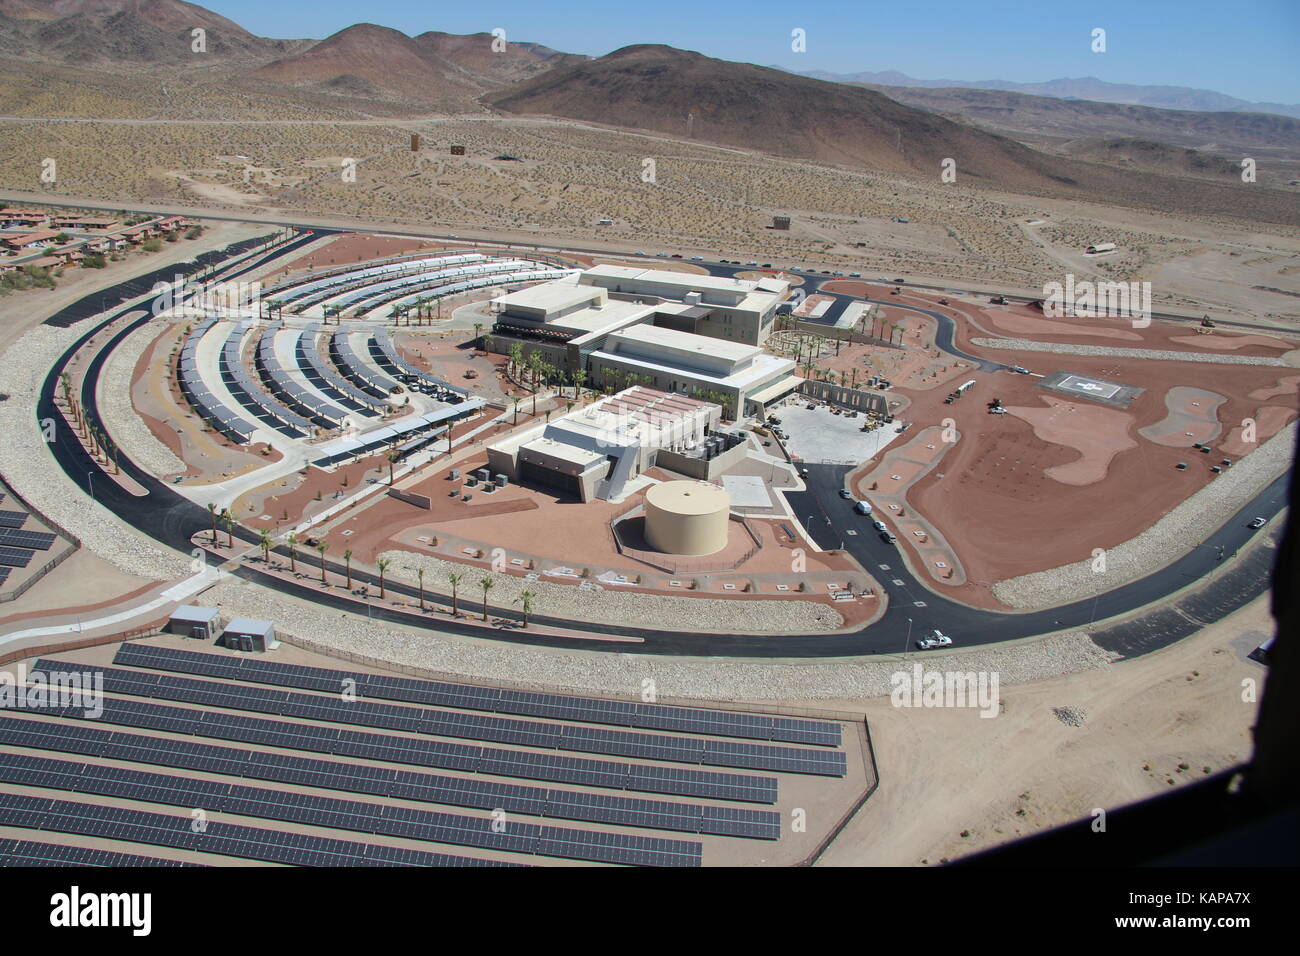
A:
<box><xmin>495</xmin><ymin>474</ymin><xmax>508</xmax><ymax>487</ymax></box>
<box><xmin>466</xmin><ymin>476</ymin><xmax>479</xmax><ymax>487</ymax></box>
<box><xmin>449</xmin><ymin>468</ymin><xmax>461</xmax><ymax>480</ymax></box>
<box><xmin>476</xmin><ymin>467</ymin><xmax>490</xmax><ymax>481</ymax></box>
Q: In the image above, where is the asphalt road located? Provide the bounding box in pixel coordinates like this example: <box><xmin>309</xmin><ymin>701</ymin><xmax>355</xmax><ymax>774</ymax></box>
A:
<box><xmin>28</xmin><ymin>233</ymin><xmax>1294</xmax><ymax>659</ymax></box>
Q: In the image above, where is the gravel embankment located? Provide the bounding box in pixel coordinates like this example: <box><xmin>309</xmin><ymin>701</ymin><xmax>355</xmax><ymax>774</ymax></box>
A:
<box><xmin>994</xmin><ymin>422</ymin><xmax>1296</xmax><ymax>610</ymax></box>
<box><xmin>199</xmin><ymin>575</ymin><xmax>1113</xmax><ymax>700</ymax></box>
<box><xmin>376</xmin><ymin>549</ymin><xmax>844</xmax><ymax>633</ymax></box>
<box><xmin>0</xmin><ymin>323</ymin><xmax>189</xmax><ymax>580</ymax></box>
<box><xmin>970</xmin><ymin>338</ymin><xmax>1293</xmax><ymax>366</ymax></box>
<box><xmin>99</xmin><ymin>321</ymin><xmax>185</xmax><ymax>476</ymax></box>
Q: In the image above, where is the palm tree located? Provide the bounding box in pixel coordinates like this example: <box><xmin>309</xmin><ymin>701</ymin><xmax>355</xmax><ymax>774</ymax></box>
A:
<box><xmin>343</xmin><ymin>549</ymin><xmax>353</xmax><ymax>589</ymax></box>
<box><xmin>479</xmin><ymin>575</ymin><xmax>494</xmax><ymax>622</ymax></box>
<box><xmin>259</xmin><ymin>530</ymin><xmax>271</xmax><ymax>564</ymax></box>
<box><xmin>386</xmin><ymin>448</ymin><xmax>400</xmax><ymax>485</ymax></box>
<box><xmin>508</xmin><ymin>341</ymin><xmax>524</xmax><ymax>377</ymax></box>
<box><xmin>316</xmin><ymin>541</ymin><xmax>329</xmax><ymax>584</ymax></box>
<box><xmin>220</xmin><ymin>511</ymin><xmax>235</xmax><ymax>549</ymax></box>
<box><xmin>377</xmin><ymin>557</ymin><xmax>390</xmax><ymax>599</ymax></box>
<box><xmin>207</xmin><ymin>503</ymin><xmax>218</xmax><ymax>544</ymax></box>
<box><xmin>474</xmin><ymin>322</ymin><xmax>483</xmax><ymax>350</ymax></box>
<box><xmin>448</xmin><ymin>572</ymin><xmax>463</xmax><ymax>617</ymax></box>
<box><xmin>482</xmin><ymin>333</ymin><xmax>493</xmax><ymax>355</ymax></box>
<box><xmin>573</xmin><ymin>369</ymin><xmax>587</xmax><ymax>400</ymax></box>
<box><xmin>515</xmin><ymin>589</ymin><xmax>537</xmax><ymax>629</ymax></box>
<box><xmin>286</xmin><ymin>532</ymin><xmax>298</xmax><ymax>573</ymax></box>
<box><xmin>416</xmin><ymin>568</ymin><xmax>425</xmax><ymax>610</ymax></box>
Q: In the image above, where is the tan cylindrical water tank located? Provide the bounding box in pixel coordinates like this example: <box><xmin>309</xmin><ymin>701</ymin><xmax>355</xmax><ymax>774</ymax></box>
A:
<box><xmin>644</xmin><ymin>481</ymin><xmax>731</xmax><ymax>556</ymax></box>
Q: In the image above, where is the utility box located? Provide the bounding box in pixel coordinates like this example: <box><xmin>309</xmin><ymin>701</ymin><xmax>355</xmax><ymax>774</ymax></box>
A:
<box><xmin>450</xmin><ymin>145</ymin><xmax>466</xmax><ymax>156</ymax></box>
<box><xmin>411</xmin><ymin>134</ymin><xmax>420</xmax><ymax>151</ymax></box>
<box><xmin>772</xmin><ymin>216</ymin><xmax>791</xmax><ymax>230</ymax></box>
<box><xmin>166</xmin><ymin>605</ymin><xmax>220</xmax><ymax>641</ymax></box>
<box><xmin>222</xmin><ymin>617</ymin><xmax>276</xmax><ymax>653</ymax></box>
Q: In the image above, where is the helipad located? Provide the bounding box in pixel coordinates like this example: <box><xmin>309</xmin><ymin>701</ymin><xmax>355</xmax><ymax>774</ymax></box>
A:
<box><xmin>1037</xmin><ymin>370</ymin><xmax>1143</xmax><ymax>408</ymax></box>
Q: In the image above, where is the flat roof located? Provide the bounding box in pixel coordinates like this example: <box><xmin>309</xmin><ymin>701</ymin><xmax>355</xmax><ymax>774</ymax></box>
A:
<box><xmin>582</xmin><ymin>263</ymin><xmax>758</xmax><ymax>294</ymax></box>
<box><xmin>520</xmin><ymin>437</ymin><xmax>606</xmax><ymax>467</ymax></box>
<box><xmin>224</xmin><ymin>617</ymin><xmax>274</xmax><ymax>635</ymax></box>
<box><xmin>607</xmin><ymin>323</ymin><xmax>758</xmax><ymax>363</ymax></box>
<box><xmin>495</xmin><ymin>282</ymin><xmax>601</xmax><ymax>314</ymax></box>
<box><xmin>171</xmin><ymin>605</ymin><xmax>219</xmax><ymax>622</ymax></box>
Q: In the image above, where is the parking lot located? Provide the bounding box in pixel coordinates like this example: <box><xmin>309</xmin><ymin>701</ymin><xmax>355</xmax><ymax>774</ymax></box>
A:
<box><xmin>772</xmin><ymin>401</ymin><xmax>901</xmax><ymax>465</ymax></box>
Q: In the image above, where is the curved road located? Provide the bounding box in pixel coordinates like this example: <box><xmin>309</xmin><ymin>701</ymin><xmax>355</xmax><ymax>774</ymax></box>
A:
<box><xmin>28</xmin><ymin>236</ymin><xmax>1294</xmax><ymax>658</ymax></box>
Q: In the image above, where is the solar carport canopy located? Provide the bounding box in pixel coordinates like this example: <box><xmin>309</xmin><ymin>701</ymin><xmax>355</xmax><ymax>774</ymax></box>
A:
<box><xmin>311</xmin><ymin>399</ymin><xmax>485</xmax><ymax>467</ymax></box>
<box><xmin>177</xmin><ymin>317</ymin><xmax>256</xmax><ymax>443</ymax></box>
<box><xmin>274</xmin><ymin>254</ymin><xmax>485</xmax><ymax>307</ymax></box>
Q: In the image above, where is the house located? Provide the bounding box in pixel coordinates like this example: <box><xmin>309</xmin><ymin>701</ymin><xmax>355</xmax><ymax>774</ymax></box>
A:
<box><xmin>51</xmin><ymin>216</ymin><xmax>121</xmax><ymax>232</ymax></box>
<box><xmin>2</xmin><ymin>230</ymin><xmax>61</xmax><ymax>251</ymax></box>
<box><xmin>0</xmin><ymin>208</ymin><xmax>49</xmax><ymax>228</ymax></box>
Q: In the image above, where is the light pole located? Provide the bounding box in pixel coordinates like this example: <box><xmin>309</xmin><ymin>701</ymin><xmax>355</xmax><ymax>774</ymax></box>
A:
<box><xmin>87</xmin><ymin>472</ymin><xmax>95</xmax><ymax>503</ymax></box>
<box><xmin>904</xmin><ymin>617</ymin><xmax>912</xmax><ymax>653</ymax></box>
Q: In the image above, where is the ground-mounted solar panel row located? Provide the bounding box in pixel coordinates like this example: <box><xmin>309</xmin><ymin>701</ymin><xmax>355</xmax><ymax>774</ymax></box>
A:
<box><xmin>0</xmin><ymin>716</ymin><xmax>780</xmax><ymax>839</ymax></box>
<box><xmin>25</xmin><ymin>696</ymin><xmax>779</xmax><ymax>803</ymax></box>
<box><xmin>0</xmin><ymin>838</ymin><xmax>201</xmax><ymax>867</ymax></box>
<box><xmin>114</xmin><ymin>643</ymin><xmax>842</xmax><ymax>747</ymax></box>
<box><xmin>0</xmin><ymin>529</ymin><xmax>56</xmax><ymax>551</ymax></box>
<box><xmin>0</xmin><ymin>792</ymin><xmax>507</xmax><ymax>867</ymax></box>
<box><xmin>0</xmin><ymin>753</ymin><xmax>701</xmax><ymax>866</ymax></box>
<box><xmin>0</xmin><ymin>547</ymin><xmax>33</xmax><ymax>569</ymax></box>
<box><xmin>38</xmin><ymin>661</ymin><xmax>846</xmax><ymax>777</ymax></box>
<box><xmin>0</xmin><ymin>511</ymin><xmax>28</xmax><ymax>529</ymax></box>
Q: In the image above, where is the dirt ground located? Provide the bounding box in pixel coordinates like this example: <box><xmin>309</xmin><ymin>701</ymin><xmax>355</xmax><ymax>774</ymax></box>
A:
<box><xmin>815</xmin><ymin>593</ymin><xmax>1272</xmax><ymax>866</ymax></box>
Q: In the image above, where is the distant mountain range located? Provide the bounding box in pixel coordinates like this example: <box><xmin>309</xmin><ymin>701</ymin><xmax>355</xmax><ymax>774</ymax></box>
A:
<box><xmin>793</xmin><ymin>69</ymin><xmax>1300</xmax><ymax>121</ymax></box>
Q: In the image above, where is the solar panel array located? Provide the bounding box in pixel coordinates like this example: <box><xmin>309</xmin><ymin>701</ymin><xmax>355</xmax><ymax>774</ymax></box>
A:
<box><xmin>50</xmin><ymin>660</ymin><xmax>844</xmax><ymax>776</ymax></box>
<box><xmin>254</xmin><ymin>324</ymin><xmax>347</xmax><ymax>428</ymax></box>
<box><xmin>310</xmin><ymin>399</ymin><xmax>484</xmax><ymax>469</ymax></box>
<box><xmin>118</xmin><ymin>643</ymin><xmax>842</xmax><ymax>746</ymax></box>
<box><xmin>176</xmin><ymin>317</ymin><xmax>256</xmax><ymax>444</ymax></box>
<box><xmin>0</xmin><ymin>547</ymin><xmax>33</xmax><ymax>568</ymax></box>
<box><xmin>0</xmin><ymin>716</ymin><xmax>779</xmax><ymax>839</ymax></box>
<box><xmin>0</xmin><ymin>529</ymin><xmax>55</xmax><ymax>551</ymax></box>
<box><xmin>326</xmin><ymin>260</ymin><xmax>527</xmax><ymax>312</ymax></box>
<box><xmin>0</xmin><ymin>838</ymin><xmax>200</xmax><ymax>867</ymax></box>
<box><xmin>218</xmin><ymin>322</ymin><xmax>312</xmax><ymax>437</ymax></box>
<box><xmin>275</xmin><ymin>254</ymin><xmax>485</xmax><ymax>309</ymax></box>
<box><xmin>27</xmin><ymin>691</ymin><xmax>778</xmax><ymax>803</ymax></box>
<box><xmin>0</xmin><ymin>792</ymin><xmax>501</xmax><ymax>867</ymax></box>
<box><xmin>0</xmin><ymin>511</ymin><xmax>27</xmax><ymax>529</ymax></box>
<box><xmin>0</xmin><ymin>752</ymin><xmax>699</xmax><ymax>866</ymax></box>
<box><xmin>371</xmin><ymin>269</ymin><xmax>574</xmax><ymax>317</ymax></box>
<box><xmin>296</xmin><ymin>324</ymin><xmax>379</xmax><ymax>415</ymax></box>
<box><xmin>0</xmin><ymin>567</ymin><xmax>10</xmax><ymax>586</ymax></box>
<box><xmin>329</xmin><ymin>331</ymin><xmax>399</xmax><ymax>396</ymax></box>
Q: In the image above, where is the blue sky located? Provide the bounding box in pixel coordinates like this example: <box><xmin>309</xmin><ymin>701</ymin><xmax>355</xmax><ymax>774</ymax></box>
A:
<box><xmin>206</xmin><ymin>0</ymin><xmax>1300</xmax><ymax>104</ymax></box>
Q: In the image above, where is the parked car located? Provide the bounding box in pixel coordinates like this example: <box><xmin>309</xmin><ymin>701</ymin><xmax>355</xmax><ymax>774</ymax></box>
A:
<box><xmin>872</xmin><ymin>520</ymin><xmax>887</xmax><ymax>532</ymax></box>
<box><xmin>916</xmin><ymin>631</ymin><xmax>953</xmax><ymax>650</ymax></box>
<box><xmin>838</xmin><ymin>489</ymin><xmax>854</xmax><ymax>500</ymax></box>
<box><xmin>854</xmin><ymin>500</ymin><xmax>872</xmax><ymax>516</ymax></box>
<box><xmin>879</xmin><ymin>530</ymin><xmax>897</xmax><ymax>544</ymax></box>
<box><xmin>1249</xmin><ymin>516</ymin><xmax>1267</xmax><ymax>528</ymax></box>
<box><xmin>747</xmin><ymin>261</ymin><xmax>759</xmax><ymax>266</ymax></box>
<box><xmin>761</xmin><ymin>263</ymin><xmax>772</xmax><ymax>268</ymax></box>
<box><xmin>1010</xmin><ymin>366</ymin><xmax>1030</xmax><ymax>374</ymax></box>
<box><xmin>894</xmin><ymin>278</ymin><xmax>906</xmax><ymax>283</ymax></box>
<box><xmin>850</xmin><ymin>272</ymin><xmax>862</xmax><ymax>277</ymax></box>
<box><xmin>690</xmin><ymin>255</ymin><xmax>704</xmax><ymax>260</ymax></box>
<box><xmin>938</xmin><ymin>298</ymin><xmax>949</xmax><ymax>305</ymax></box>
<box><xmin>655</xmin><ymin>252</ymin><xmax>668</xmax><ymax>257</ymax></box>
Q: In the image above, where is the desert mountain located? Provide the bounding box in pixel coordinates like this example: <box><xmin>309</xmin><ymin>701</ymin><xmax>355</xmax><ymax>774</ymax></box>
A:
<box><xmin>489</xmin><ymin>45</ymin><xmax>1083</xmax><ymax>187</ymax></box>
<box><xmin>0</xmin><ymin>0</ymin><xmax>281</xmax><ymax>60</ymax></box>
<box><xmin>414</xmin><ymin>30</ymin><xmax>586</xmax><ymax>89</ymax></box>
<box><xmin>251</xmin><ymin>23</ymin><xmax>582</xmax><ymax>107</ymax></box>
